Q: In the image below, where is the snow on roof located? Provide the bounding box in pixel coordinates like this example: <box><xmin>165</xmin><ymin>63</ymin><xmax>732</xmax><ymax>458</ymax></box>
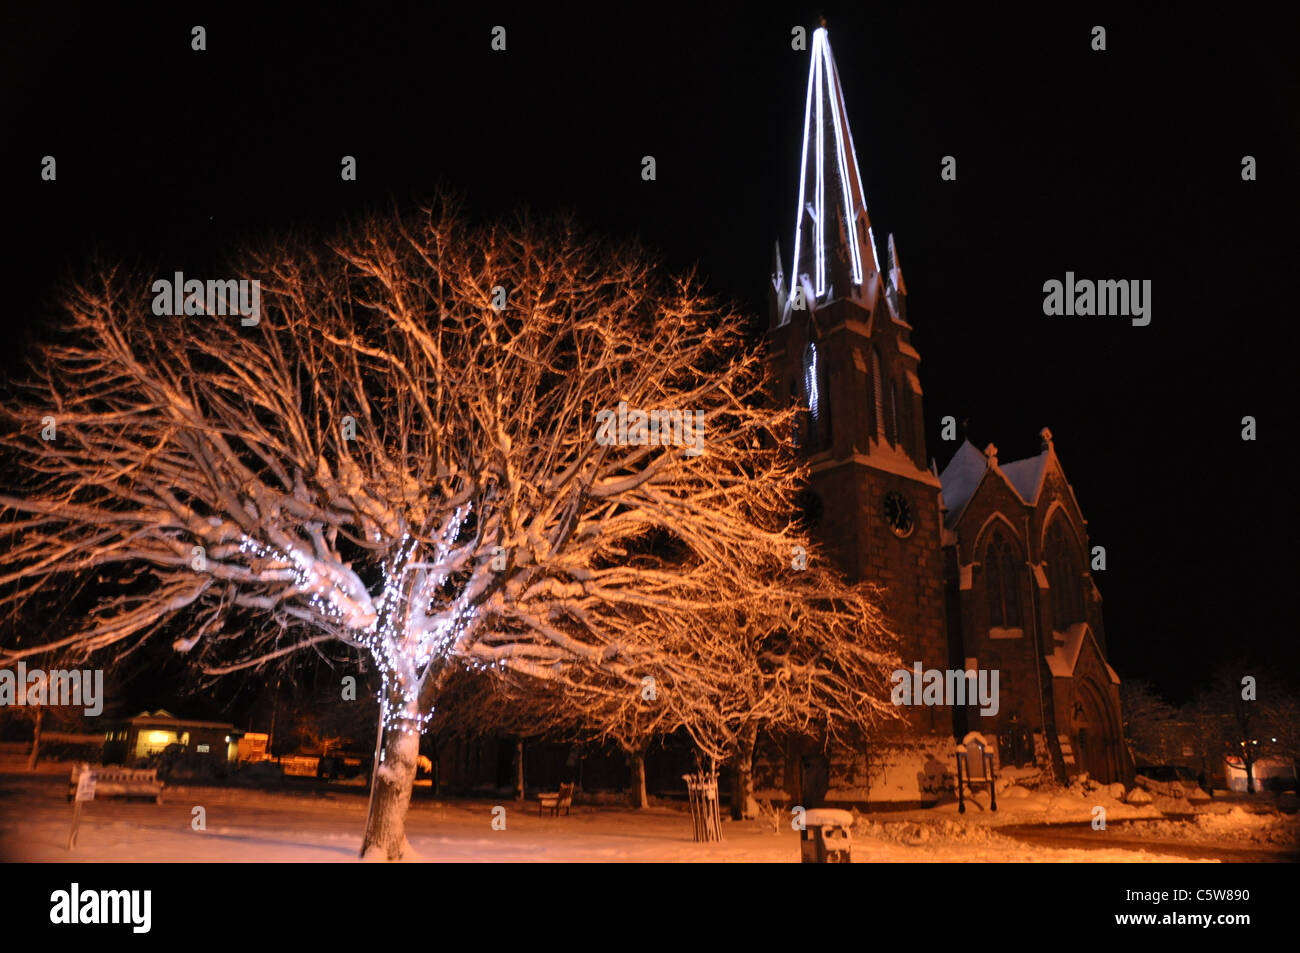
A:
<box><xmin>938</xmin><ymin>440</ymin><xmax>987</xmax><ymax>527</ymax></box>
<box><xmin>1044</xmin><ymin>622</ymin><xmax>1114</xmax><ymax>681</ymax></box>
<box><xmin>1000</xmin><ymin>451</ymin><xmax>1049</xmax><ymax>504</ymax></box>
<box><xmin>125</xmin><ymin>710</ymin><xmax>238</xmax><ymax>731</ymax></box>
<box><xmin>824</xmin><ymin>441</ymin><xmax>940</xmax><ymax>486</ymax></box>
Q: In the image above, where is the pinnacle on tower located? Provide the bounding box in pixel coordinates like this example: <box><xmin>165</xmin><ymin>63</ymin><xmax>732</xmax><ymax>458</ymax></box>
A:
<box><xmin>888</xmin><ymin>233</ymin><xmax>906</xmax><ymax>296</ymax></box>
<box><xmin>886</xmin><ymin>232</ymin><xmax>908</xmax><ymax>322</ymax></box>
<box><xmin>786</xmin><ymin>25</ymin><xmax>881</xmax><ymax>318</ymax></box>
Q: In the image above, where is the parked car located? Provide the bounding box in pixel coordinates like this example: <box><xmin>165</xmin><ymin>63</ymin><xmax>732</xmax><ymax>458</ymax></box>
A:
<box><xmin>237</xmin><ymin>759</ymin><xmax>285</xmax><ymax>784</ymax></box>
<box><xmin>317</xmin><ymin>752</ymin><xmax>371</xmax><ymax>781</ymax></box>
<box><xmin>153</xmin><ymin>742</ymin><xmax>228</xmax><ymax>781</ymax></box>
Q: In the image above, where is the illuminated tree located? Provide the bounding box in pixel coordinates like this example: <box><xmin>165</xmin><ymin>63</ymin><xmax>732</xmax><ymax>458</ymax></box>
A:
<box><xmin>0</xmin><ymin>194</ymin><xmax>897</xmax><ymax>858</ymax></box>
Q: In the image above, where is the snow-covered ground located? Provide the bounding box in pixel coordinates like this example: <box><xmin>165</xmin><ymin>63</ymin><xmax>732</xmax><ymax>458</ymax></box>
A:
<box><xmin>1</xmin><ymin>766</ymin><xmax>1293</xmax><ymax>862</ymax></box>
<box><xmin>855</xmin><ymin>788</ymin><xmax>1298</xmax><ymax>862</ymax></box>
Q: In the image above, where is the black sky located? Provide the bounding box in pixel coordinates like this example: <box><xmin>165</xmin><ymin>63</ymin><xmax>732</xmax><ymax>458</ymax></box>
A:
<box><xmin>2</xmin><ymin>3</ymin><xmax>1296</xmax><ymax>707</ymax></box>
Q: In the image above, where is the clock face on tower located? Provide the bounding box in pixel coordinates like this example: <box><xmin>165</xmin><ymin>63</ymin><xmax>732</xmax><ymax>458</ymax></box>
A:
<box><xmin>882</xmin><ymin>491</ymin><xmax>914</xmax><ymax>538</ymax></box>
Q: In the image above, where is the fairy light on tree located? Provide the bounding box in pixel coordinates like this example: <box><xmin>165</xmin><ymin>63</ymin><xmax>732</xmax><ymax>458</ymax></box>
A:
<box><xmin>0</xmin><ymin>192</ymin><xmax>900</xmax><ymax>859</ymax></box>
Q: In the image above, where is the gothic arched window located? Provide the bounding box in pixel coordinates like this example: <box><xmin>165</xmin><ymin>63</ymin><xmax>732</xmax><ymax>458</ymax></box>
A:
<box><xmin>984</xmin><ymin>530</ymin><xmax>1023</xmax><ymax>629</ymax></box>
<box><xmin>802</xmin><ymin>342</ymin><xmax>831</xmax><ymax>451</ymax></box>
<box><xmin>1045</xmin><ymin>517</ymin><xmax>1085</xmax><ymax>630</ymax></box>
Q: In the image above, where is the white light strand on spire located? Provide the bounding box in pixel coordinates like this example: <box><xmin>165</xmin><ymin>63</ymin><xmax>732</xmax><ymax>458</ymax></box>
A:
<box><xmin>814</xmin><ymin>38</ymin><xmax>826</xmax><ymax>295</ymax></box>
<box><xmin>829</xmin><ymin>38</ymin><xmax>881</xmax><ymax>280</ymax></box>
<box><xmin>790</xmin><ymin>27</ymin><xmax>817</xmax><ymax>304</ymax></box>
<box><xmin>789</xmin><ymin>27</ymin><xmax>880</xmax><ymax>302</ymax></box>
<box><xmin>821</xmin><ymin>35</ymin><xmax>863</xmax><ymax>287</ymax></box>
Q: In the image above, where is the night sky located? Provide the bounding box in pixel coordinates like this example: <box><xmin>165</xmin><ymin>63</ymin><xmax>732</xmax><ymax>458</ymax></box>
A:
<box><xmin>2</xmin><ymin>3</ymin><xmax>1295</xmax><ymax>708</ymax></box>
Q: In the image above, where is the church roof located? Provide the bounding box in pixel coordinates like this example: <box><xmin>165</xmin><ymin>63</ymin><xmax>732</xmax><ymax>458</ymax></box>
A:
<box><xmin>941</xmin><ymin>437</ymin><xmax>1059</xmax><ymax>529</ymax></box>
<box><xmin>785</xmin><ymin>26</ymin><xmax>882</xmax><ymax>318</ymax></box>
<box><xmin>1000</xmin><ymin>451</ymin><xmax>1049</xmax><ymax>504</ymax></box>
<box><xmin>938</xmin><ymin>439</ymin><xmax>986</xmax><ymax>526</ymax></box>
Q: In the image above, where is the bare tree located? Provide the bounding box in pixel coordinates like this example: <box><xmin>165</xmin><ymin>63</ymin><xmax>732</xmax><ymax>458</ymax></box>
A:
<box><xmin>1119</xmin><ymin>679</ymin><xmax>1180</xmax><ymax>766</ymax></box>
<box><xmin>1190</xmin><ymin>661</ymin><xmax>1298</xmax><ymax>794</ymax></box>
<box><xmin>714</xmin><ymin>566</ymin><xmax>905</xmax><ymax>818</ymax></box>
<box><xmin>0</xmin><ymin>648</ymin><xmax>89</xmax><ymax>770</ymax></box>
<box><xmin>0</xmin><ymin>194</ymin><xmax>897</xmax><ymax>858</ymax></box>
<box><xmin>431</xmin><ymin>564</ymin><xmax>904</xmax><ymax>815</ymax></box>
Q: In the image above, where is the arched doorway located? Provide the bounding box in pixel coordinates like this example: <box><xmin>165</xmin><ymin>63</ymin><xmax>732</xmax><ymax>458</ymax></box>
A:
<box><xmin>998</xmin><ymin>716</ymin><xmax>1034</xmax><ymax>769</ymax></box>
<box><xmin>1072</xmin><ymin>678</ymin><xmax>1119</xmax><ymax>783</ymax></box>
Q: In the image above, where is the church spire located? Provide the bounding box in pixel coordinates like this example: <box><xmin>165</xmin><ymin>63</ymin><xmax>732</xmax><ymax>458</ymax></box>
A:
<box><xmin>788</xmin><ymin>25</ymin><xmax>881</xmax><ymax>314</ymax></box>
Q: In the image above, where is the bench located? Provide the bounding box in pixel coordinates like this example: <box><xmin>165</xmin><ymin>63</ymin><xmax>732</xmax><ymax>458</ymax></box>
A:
<box><xmin>537</xmin><ymin>781</ymin><xmax>574</xmax><ymax>817</ymax></box>
<box><xmin>68</xmin><ymin>764</ymin><xmax>164</xmax><ymax>804</ymax></box>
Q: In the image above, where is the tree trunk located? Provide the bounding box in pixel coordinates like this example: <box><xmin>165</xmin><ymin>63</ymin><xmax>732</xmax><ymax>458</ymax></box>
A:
<box><xmin>784</xmin><ymin>735</ymin><xmax>804</xmax><ymax>805</ymax></box>
<box><xmin>268</xmin><ymin>675</ymin><xmax>281</xmax><ymax>755</ymax></box>
<box><xmin>359</xmin><ymin>723</ymin><xmax>421</xmax><ymax>860</ymax></box>
<box><xmin>630</xmin><ymin>750</ymin><xmax>648</xmax><ymax>809</ymax></box>
<box><xmin>515</xmin><ymin>738</ymin><xmax>525</xmax><ymax>803</ymax></box>
<box><xmin>27</xmin><ymin>706</ymin><xmax>43</xmax><ymax>771</ymax></box>
<box><xmin>730</xmin><ymin>724</ymin><xmax>757</xmax><ymax>820</ymax></box>
<box><xmin>430</xmin><ymin>733</ymin><xmax>440</xmax><ymax>797</ymax></box>
<box><xmin>357</xmin><ymin>662</ymin><xmax>454</xmax><ymax>860</ymax></box>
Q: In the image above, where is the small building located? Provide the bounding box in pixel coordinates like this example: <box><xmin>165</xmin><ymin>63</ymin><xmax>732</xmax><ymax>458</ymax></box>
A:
<box><xmin>102</xmin><ymin>709</ymin><xmax>241</xmax><ymax>766</ymax></box>
<box><xmin>236</xmin><ymin>731</ymin><xmax>270</xmax><ymax>763</ymax></box>
<box><xmin>1224</xmin><ymin>756</ymin><xmax>1298</xmax><ymax>793</ymax></box>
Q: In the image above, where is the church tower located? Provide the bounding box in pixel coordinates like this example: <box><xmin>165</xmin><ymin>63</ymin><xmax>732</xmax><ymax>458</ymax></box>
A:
<box><xmin>767</xmin><ymin>26</ymin><xmax>952</xmax><ymax>738</ymax></box>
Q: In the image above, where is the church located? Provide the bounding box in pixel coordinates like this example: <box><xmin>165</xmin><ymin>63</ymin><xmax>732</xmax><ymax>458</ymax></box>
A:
<box><xmin>761</xmin><ymin>26</ymin><xmax>1126</xmax><ymax>806</ymax></box>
